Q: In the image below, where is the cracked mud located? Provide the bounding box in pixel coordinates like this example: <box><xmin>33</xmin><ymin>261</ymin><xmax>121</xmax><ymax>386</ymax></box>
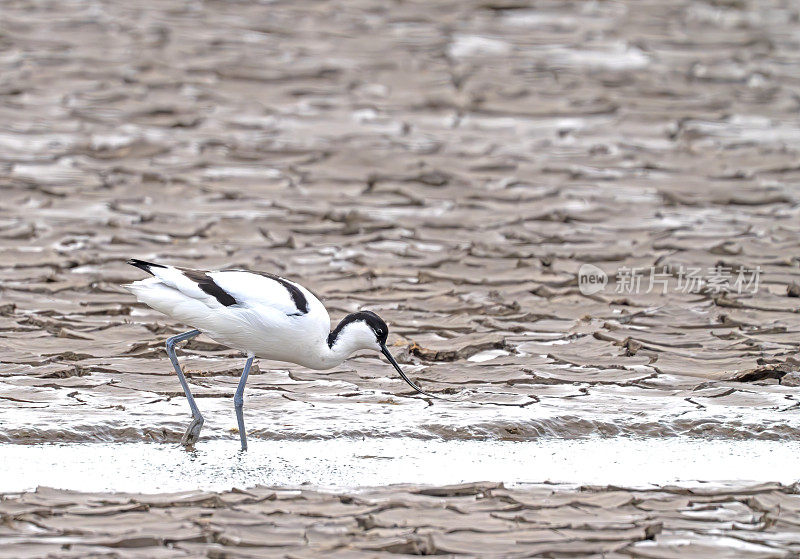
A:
<box><xmin>2</xmin><ymin>0</ymin><xmax>800</xmax><ymax>556</ymax></box>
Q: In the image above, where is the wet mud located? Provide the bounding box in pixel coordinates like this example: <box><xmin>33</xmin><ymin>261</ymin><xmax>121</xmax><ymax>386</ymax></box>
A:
<box><xmin>3</xmin><ymin>482</ymin><xmax>800</xmax><ymax>558</ymax></box>
<box><xmin>1</xmin><ymin>0</ymin><xmax>800</xmax><ymax>555</ymax></box>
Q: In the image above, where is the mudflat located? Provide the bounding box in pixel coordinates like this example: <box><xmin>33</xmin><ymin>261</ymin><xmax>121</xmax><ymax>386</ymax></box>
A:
<box><xmin>3</xmin><ymin>481</ymin><xmax>799</xmax><ymax>558</ymax></box>
<box><xmin>1</xmin><ymin>0</ymin><xmax>800</xmax><ymax>556</ymax></box>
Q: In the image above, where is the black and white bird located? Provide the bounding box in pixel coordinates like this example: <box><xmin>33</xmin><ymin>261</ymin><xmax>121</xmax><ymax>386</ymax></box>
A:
<box><xmin>125</xmin><ymin>258</ymin><xmax>434</xmax><ymax>451</ymax></box>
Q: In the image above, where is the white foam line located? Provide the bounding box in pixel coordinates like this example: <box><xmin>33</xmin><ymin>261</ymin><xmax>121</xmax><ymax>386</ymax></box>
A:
<box><xmin>2</xmin><ymin>437</ymin><xmax>798</xmax><ymax>493</ymax></box>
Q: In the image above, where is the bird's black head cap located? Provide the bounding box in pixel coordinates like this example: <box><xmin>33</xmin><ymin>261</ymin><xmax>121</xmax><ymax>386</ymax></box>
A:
<box><xmin>328</xmin><ymin>310</ymin><xmax>388</xmax><ymax>348</ymax></box>
<box><xmin>358</xmin><ymin>310</ymin><xmax>388</xmax><ymax>345</ymax></box>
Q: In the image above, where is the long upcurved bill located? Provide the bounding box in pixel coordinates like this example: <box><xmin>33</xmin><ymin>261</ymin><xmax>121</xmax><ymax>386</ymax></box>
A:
<box><xmin>381</xmin><ymin>345</ymin><xmax>440</xmax><ymax>399</ymax></box>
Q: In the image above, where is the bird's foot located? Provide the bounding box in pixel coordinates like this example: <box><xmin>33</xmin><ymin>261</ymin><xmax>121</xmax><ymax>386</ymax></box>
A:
<box><xmin>181</xmin><ymin>416</ymin><xmax>204</xmax><ymax>448</ymax></box>
<box><xmin>230</xmin><ymin>427</ymin><xmax>248</xmax><ymax>452</ymax></box>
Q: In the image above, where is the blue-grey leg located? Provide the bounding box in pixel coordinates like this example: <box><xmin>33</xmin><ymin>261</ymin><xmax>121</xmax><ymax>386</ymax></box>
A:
<box><xmin>234</xmin><ymin>353</ymin><xmax>254</xmax><ymax>451</ymax></box>
<box><xmin>165</xmin><ymin>329</ymin><xmax>203</xmax><ymax>447</ymax></box>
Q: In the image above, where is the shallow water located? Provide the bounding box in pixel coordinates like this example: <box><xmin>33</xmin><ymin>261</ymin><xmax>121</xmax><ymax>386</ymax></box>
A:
<box><xmin>4</xmin><ymin>437</ymin><xmax>800</xmax><ymax>494</ymax></box>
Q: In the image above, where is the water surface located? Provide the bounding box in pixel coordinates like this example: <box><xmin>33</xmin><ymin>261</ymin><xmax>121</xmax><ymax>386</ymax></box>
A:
<box><xmin>3</xmin><ymin>437</ymin><xmax>799</xmax><ymax>493</ymax></box>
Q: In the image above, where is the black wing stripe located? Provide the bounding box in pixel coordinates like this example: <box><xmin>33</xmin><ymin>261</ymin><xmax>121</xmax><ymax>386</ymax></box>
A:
<box><xmin>249</xmin><ymin>271</ymin><xmax>309</xmax><ymax>314</ymax></box>
<box><xmin>127</xmin><ymin>258</ymin><xmax>167</xmax><ymax>276</ymax></box>
<box><xmin>181</xmin><ymin>268</ymin><xmax>238</xmax><ymax>307</ymax></box>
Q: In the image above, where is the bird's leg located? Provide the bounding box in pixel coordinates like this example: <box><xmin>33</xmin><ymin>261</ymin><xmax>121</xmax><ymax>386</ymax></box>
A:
<box><xmin>234</xmin><ymin>353</ymin><xmax>254</xmax><ymax>451</ymax></box>
<box><xmin>165</xmin><ymin>329</ymin><xmax>203</xmax><ymax>448</ymax></box>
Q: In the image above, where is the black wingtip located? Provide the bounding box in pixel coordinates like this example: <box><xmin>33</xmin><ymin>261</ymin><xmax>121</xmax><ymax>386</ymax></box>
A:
<box><xmin>127</xmin><ymin>258</ymin><xmax>166</xmax><ymax>276</ymax></box>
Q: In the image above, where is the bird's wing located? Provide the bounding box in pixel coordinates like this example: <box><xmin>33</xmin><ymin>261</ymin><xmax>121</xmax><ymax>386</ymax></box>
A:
<box><xmin>126</xmin><ymin>260</ymin><xmax>230</xmax><ymax>308</ymax></box>
<box><xmin>126</xmin><ymin>260</ymin><xmax>309</xmax><ymax>316</ymax></box>
<box><xmin>207</xmin><ymin>270</ymin><xmax>310</xmax><ymax>316</ymax></box>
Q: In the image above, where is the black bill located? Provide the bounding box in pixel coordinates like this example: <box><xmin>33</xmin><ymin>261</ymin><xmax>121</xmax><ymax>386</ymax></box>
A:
<box><xmin>381</xmin><ymin>345</ymin><xmax>439</xmax><ymax>399</ymax></box>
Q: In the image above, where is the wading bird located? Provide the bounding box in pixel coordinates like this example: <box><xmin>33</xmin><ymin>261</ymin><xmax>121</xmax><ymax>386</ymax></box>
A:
<box><xmin>125</xmin><ymin>259</ymin><xmax>434</xmax><ymax>451</ymax></box>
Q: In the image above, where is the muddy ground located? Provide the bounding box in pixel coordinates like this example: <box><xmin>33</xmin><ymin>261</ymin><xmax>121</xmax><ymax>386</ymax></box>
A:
<box><xmin>5</xmin><ymin>482</ymin><xmax>800</xmax><ymax>559</ymax></box>
<box><xmin>2</xmin><ymin>0</ymin><xmax>800</xmax><ymax>556</ymax></box>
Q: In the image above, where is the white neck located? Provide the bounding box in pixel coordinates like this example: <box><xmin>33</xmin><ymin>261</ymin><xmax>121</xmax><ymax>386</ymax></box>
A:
<box><xmin>308</xmin><ymin>338</ymin><xmax>358</xmax><ymax>370</ymax></box>
<box><xmin>302</xmin><ymin>320</ymin><xmax>380</xmax><ymax>370</ymax></box>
